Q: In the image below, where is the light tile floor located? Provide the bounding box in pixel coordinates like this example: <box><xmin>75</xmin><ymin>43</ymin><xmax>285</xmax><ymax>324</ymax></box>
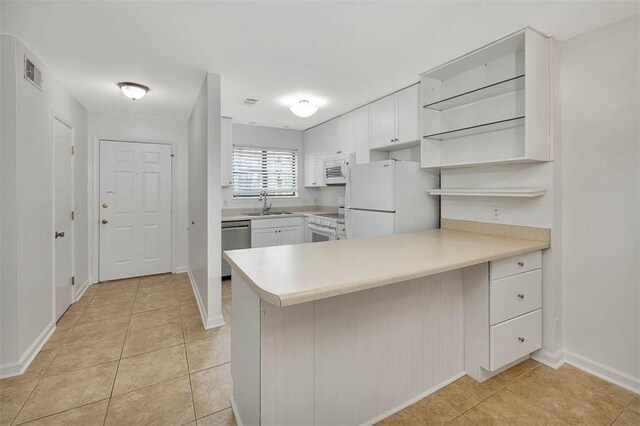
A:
<box><xmin>2</xmin><ymin>273</ymin><xmax>639</xmax><ymax>425</ymax></box>
<box><xmin>378</xmin><ymin>359</ymin><xmax>640</xmax><ymax>425</ymax></box>
<box><xmin>0</xmin><ymin>273</ymin><xmax>235</xmax><ymax>426</ymax></box>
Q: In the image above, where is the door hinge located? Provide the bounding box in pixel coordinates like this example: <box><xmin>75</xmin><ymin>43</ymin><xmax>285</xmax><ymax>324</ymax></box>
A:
<box><xmin>71</xmin><ymin>276</ymin><xmax>75</xmax><ymax>286</ymax></box>
<box><xmin>70</xmin><ymin>145</ymin><xmax>75</xmax><ymax>155</ymax></box>
<box><xmin>71</xmin><ymin>210</ymin><xmax>75</xmax><ymax>220</ymax></box>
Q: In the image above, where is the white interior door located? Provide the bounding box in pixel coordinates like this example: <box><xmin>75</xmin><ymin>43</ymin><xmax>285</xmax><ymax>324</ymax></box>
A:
<box><xmin>54</xmin><ymin>119</ymin><xmax>73</xmax><ymax>320</ymax></box>
<box><xmin>99</xmin><ymin>141</ymin><xmax>172</xmax><ymax>281</ymax></box>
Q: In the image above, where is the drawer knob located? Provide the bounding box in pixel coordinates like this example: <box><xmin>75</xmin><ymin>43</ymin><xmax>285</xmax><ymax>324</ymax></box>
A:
<box><xmin>517</xmin><ymin>261</ymin><xmax>525</xmax><ymax>267</ymax></box>
<box><xmin>517</xmin><ymin>293</ymin><xmax>525</xmax><ymax>299</ymax></box>
<box><xmin>518</xmin><ymin>337</ymin><xmax>525</xmax><ymax>343</ymax></box>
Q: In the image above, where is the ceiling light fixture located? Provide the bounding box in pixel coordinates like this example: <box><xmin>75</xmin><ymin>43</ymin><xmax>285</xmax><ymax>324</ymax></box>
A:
<box><xmin>289</xmin><ymin>99</ymin><xmax>319</xmax><ymax>118</ymax></box>
<box><xmin>118</xmin><ymin>82</ymin><xmax>149</xmax><ymax>101</ymax></box>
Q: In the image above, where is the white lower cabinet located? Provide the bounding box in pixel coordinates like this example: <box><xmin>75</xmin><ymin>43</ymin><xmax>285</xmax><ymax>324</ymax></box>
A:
<box><xmin>464</xmin><ymin>250</ymin><xmax>543</xmax><ymax>382</ymax></box>
<box><xmin>490</xmin><ymin>309</ymin><xmax>542</xmax><ymax>371</ymax></box>
<box><xmin>251</xmin><ymin>217</ymin><xmax>304</xmax><ymax>248</ymax></box>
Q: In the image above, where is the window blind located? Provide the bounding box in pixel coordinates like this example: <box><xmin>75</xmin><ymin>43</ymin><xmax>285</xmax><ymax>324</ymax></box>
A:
<box><xmin>232</xmin><ymin>146</ymin><xmax>298</xmax><ymax>198</ymax></box>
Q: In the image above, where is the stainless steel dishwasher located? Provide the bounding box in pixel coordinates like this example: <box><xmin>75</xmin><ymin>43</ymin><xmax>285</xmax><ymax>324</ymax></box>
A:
<box><xmin>222</xmin><ymin>220</ymin><xmax>251</xmax><ymax>278</ymax></box>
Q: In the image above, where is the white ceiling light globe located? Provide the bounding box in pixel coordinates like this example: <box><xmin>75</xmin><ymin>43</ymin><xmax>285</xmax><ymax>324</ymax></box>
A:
<box><xmin>289</xmin><ymin>99</ymin><xmax>319</xmax><ymax>118</ymax></box>
<box><xmin>118</xmin><ymin>82</ymin><xmax>149</xmax><ymax>101</ymax></box>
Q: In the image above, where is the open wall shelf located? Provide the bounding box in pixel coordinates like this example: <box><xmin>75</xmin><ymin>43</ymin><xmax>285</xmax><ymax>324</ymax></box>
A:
<box><xmin>424</xmin><ymin>116</ymin><xmax>525</xmax><ymax>141</ymax></box>
<box><xmin>429</xmin><ymin>188</ymin><xmax>546</xmax><ymax>197</ymax></box>
<box><xmin>423</xmin><ymin>75</ymin><xmax>525</xmax><ymax>111</ymax></box>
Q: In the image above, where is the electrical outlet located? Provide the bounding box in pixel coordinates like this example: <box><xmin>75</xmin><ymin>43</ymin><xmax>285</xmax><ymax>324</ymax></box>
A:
<box><xmin>491</xmin><ymin>207</ymin><xmax>502</xmax><ymax>221</ymax></box>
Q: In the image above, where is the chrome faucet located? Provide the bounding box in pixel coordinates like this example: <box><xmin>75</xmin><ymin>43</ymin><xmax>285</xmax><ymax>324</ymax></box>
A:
<box><xmin>259</xmin><ymin>190</ymin><xmax>272</xmax><ymax>214</ymax></box>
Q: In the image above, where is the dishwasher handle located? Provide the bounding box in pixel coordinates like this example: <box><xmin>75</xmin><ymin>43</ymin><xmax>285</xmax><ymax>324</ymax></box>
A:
<box><xmin>222</xmin><ymin>225</ymin><xmax>250</xmax><ymax>231</ymax></box>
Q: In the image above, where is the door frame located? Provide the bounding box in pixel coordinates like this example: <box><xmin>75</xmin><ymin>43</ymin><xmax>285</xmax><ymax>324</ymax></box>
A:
<box><xmin>51</xmin><ymin>112</ymin><xmax>74</xmax><ymax>314</ymax></box>
<box><xmin>90</xmin><ymin>137</ymin><xmax>178</xmax><ymax>283</ymax></box>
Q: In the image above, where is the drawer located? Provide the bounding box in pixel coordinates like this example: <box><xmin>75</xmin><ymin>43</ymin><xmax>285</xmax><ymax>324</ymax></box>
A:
<box><xmin>490</xmin><ymin>309</ymin><xmax>541</xmax><ymax>371</ymax></box>
<box><xmin>251</xmin><ymin>216</ymin><xmax>303</xmax><ymax>230</ymax></box>
<box><xmin>490</xmin><ymin>269</ymin><xmax>542</xmax><ymax>325</ymax></box>
<box><xmin>490</xmin><ymin>250</ymin><xmax>541</xmax><ymax>280</ymax></box>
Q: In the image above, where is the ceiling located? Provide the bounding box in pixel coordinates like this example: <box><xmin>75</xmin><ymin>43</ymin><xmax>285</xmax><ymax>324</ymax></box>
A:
<box><xmin>2</xmin><ymin>1</ymin><xmax>638</xmax><ymax>130</ymax></box>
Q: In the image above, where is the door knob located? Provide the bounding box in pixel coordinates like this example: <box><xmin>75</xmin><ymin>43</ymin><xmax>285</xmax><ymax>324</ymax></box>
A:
<box><xmin>517</xmin><ymin>293</ymin><xmax>525</xmax><ymax>299</ymax></box>
<box><xmin>102</xmin><ymin>203</ymin><xmax>108</xmax><ymax>208</ymax></box>
<box><xmin>518</xmin><ymin>337</ymin><xmax>525</xmax><ymax>343</ymax></box>
<box><xmin>101</xmin><ymin>219</ymin><xmax>108</xmax><ymax>224</ymax></box>
<box><xmin>55</xmin><ymin>231</ymin><xmax>65</xmax><ymax>239</ymax></box>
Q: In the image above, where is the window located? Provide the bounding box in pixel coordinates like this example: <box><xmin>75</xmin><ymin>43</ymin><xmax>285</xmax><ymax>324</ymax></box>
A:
<box><xmin>232</xmin><ymin>146</ymin><xmax>298</xmax><ymax>198</ymax></box>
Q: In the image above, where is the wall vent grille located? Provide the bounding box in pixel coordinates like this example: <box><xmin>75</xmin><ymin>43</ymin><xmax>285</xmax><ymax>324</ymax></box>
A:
<box><xmin>24</xmin><ymin>56</ymin><xmax>42</xmax><ymax>90</ymax></box>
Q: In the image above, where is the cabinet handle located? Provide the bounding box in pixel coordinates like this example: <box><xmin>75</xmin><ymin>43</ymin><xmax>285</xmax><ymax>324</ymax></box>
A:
<box><xmin>517</xmin><ymin>293</ymin><xmax>525</xmax><ymax>299</ymax></box>
<box><xmin>518</xmin><ymin>337</ymin><xmax>525</xmax><ymax>343</ymax></box>
<box><xmin>517</xmin><ymin>261</ymin><xmax>525</xmax><ymax>267</ymax></box>
<box><xmin>394</xmin><ymin>138</ymin><xmax>398</xmax><ymax>142</ymax></box>
<box><xmin>337</xmin><ymin>150</ymin><xmax>342</xmax><ymax>154</ymax></box>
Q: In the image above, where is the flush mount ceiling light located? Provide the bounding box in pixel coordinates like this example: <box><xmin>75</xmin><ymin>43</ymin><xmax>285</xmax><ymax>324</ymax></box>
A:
<box><xmin>289</xmin><ymin>99</ymin><xmax>319</xmax><ymax>118</ymax></box>
<box><xmin>118</xmin><ymin>82</ymin><xmax>149</xmax><ymax>101</ymax></box>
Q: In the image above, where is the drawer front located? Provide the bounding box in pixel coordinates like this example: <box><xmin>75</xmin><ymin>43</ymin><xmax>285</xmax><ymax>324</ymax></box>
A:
<box><xmin>490</xmin><ymin>269</ymin><xmax>542</xmax><ymax>325</ymax></box>
<box><xmin>490</xmin><ymin>250</ymin><xmax>541</xmax><ymax>280</ymax></box>
<box><xmin>490</xmin><ymin>309</ymin><xmax>541</xmax><ymax>371</ymax></box>
<box><xmin>251</xmin><ymin>216</ymin><xmax>304</xmax><ymax>230</ymax></box>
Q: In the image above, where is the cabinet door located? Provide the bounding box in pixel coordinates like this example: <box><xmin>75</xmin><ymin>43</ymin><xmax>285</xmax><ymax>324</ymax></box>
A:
<box><xmin>303</xmin><ymin>128</ymin><xmax>318</xmax><ymax>187</ymax></box>
<box><xmin>353</xmin><ymin>105</ymin><xmax>370</xmax><ymax>164</ymax></box>
<box><xmin>278</xmin><ymin>226</ymin><xmax>303</xmax><ymax>246</ymax></box>
<box><xmin>396</xmin><ymin>85</ymin><xmax>420</xmax><ymax>144</ymax></box>
<box><xmin>369</xmin><ymin>94</ymin><xmax>396</xmax><ymax>149</ymax></box>
<box><xmin>220</xmin><ymin>117</ymin><xmax>233</xmax><ymax>186</ymax></box>
<box><xmin>338</xmin><ymin>111</ymin><xmax>356</xmax><ymax>156</ymax></box>
<box><xmin>323</xmin><ymin>119</ymin><xmax>341</xmax><ymax>157</ymax></box>
<box><xmin>251</xmin><ymin>228</ymin><xmax>279</xmax><ymax>248</ymax></box>
<box><xmin>314</xmin><ymin>124</ymin><xmax>328</xmax><ymax>187</ymax></box>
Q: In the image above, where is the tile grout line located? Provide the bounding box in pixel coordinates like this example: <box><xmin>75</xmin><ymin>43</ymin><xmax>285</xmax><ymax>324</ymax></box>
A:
<box><xmin>459</xmin><ymin>363</ymin><xmax>543</xmax><ymax>419</ymax></box>
<box><xmin>179</xmin><ymin>285</ymin><xmax>199</xmax><ymax>424</ymax></box>
<box><xmin>9</xmin><ymin>285</ymin><xmax>99</xmax><ymax>426</ymax></box>
<box><xmin>103</xmin><ymin>278</ymin><xmax>140</xmax><ymax>426</ymax></box>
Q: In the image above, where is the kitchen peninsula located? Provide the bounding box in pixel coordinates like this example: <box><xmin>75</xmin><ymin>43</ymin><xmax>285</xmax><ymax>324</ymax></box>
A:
<box><xmin>223</xmin><ymin>220</ymin><xmax>549</xmax><ymax>426</ymax></box>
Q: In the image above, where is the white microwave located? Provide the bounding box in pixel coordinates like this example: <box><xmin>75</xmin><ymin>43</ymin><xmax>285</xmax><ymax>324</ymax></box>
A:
<box><xmin>323</xmin><ymin>156</ymin><xmax>350</xmax><ymax>185</ymax></box>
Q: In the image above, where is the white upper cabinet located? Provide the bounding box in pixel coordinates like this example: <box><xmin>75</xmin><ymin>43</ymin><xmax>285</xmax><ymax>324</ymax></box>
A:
<box><xmin>304</xmin><ymin>126</ymin><xmax>325</xmax><ymax>187</ymax></box>
<box><xmin>370</xmin><ymin>94</ymin><xmax>396</xmax><ymax>149</ymax></box>
<box><xmin>420</xmin><ymin>28</ymin><xmax>551</xmax><ymax>169</ymax></box>
<box><xmin>353</xmin><ymin>105</ymin><xmax>371</xmax><ymax>164</ymax></box>
<box><xmin>338</xmin><ymin>111</ymin><xmax>356</xmax><ymax>156</ymax></box>
<box><xmin>370</xmin><ymin>84</ymin><xmax>421</xmax><ymax>151</ymax></box>
<box><xmin>221</xmin><ymin>117</ymin><xmax>233</xmax><ymax>187</ymax></box>
<box><xmin>396</xmin><ymin>85</ymin><xmax>420</xmax><ymax>144</ymax></box>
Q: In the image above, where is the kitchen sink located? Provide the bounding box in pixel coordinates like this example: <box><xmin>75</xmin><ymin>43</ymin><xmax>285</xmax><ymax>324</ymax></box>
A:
<box><xmin>243</xmin><ymin>211</ymin><xmax>293</xmax><ymax>216</ymax></box>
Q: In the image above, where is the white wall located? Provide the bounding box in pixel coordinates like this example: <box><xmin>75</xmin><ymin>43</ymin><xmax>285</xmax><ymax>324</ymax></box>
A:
<box><xmin>559</xmin><ymin>15</ymin><xmax>639</xmax><ymax>389</ymax></box>
<box><xmin>87</xmin><ymin>111</ymin><xmax>189</xmax><ymax>277</ymax></box>
<box><xmin>188</xmin><ymin>73</ymin><xmax>224</xmax><ymax>329</ymax></box>
<box><xmin>222</xmin><ymin>124</ymin><xmax>320</xmax><ymax>208</ymax></box>
<box><xmin>1</xmin><ymin>35</ymin><xmax>88</xmax><ymax>377</ymax></box>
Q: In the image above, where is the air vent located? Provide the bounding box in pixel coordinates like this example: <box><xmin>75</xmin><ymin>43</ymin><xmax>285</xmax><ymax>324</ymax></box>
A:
<box><xmin>24</xmin><ymin>57</ymin><xmax>42</xmax><ymax>90</ymax></box>
<box><xmin>244</xmin><ymin>98</ymin><xmax>258</xmax><ymax>105</ymax></box>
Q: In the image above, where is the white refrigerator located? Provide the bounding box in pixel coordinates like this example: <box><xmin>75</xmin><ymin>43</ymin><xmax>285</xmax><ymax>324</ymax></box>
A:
<box><xmin>346</xmin><ymin>160</ymin><xmax>439</xmax><ymax>239</ymax></box>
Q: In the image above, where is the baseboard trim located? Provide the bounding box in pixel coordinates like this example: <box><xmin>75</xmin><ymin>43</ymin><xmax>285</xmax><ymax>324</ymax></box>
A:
<box><xmin>73</xmin><ymin>279</ymin><xmax>92</xmax><ymax>302</ymax></box>
<box><xmin>186</xmin><ymin>267</ymin><xmax>209</xmax><ymax>329</ymax></box>
<box><xmin>185</xmin><ymin>268</ymin><xmax>226</xmax><ymax>330</ymax></box>
<box><xmin>532</xmin><ymin>349</ymin><xmax>565</xmax><ymax>369</ymax></box>
<box><xmin>0</xmin><ymin>321</ymin><xmax>56</xmax><ymax>379</ymax></box>
<box><xmin>175</xmin><ymin>266</ymin><xmax>189</xmax><ymax>274</ymax></box>
<box><xmin>230</xmin><ymin>396</ymin><xmax>244</xmax><ymax>426</ymax></box>
<box><xmin>563</xmin><ymin>350</ymin><xmax>640</xmax><ymax>394</ymax></box>
<box><xmin>363</xmin><ymin>371</ymin><xmax>466</xmax><ymax>425</ymax></box>
<box><xmin>206</xmin><ymin>314</ymin><xmax>225</xmax><ymax>329</ymax></box>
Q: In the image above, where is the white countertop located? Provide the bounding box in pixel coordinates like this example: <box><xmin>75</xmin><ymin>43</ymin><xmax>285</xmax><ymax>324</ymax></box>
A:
<box><xmin>223</xmin><ymin>228</ymin><xmax>549</xmax><ymax>307</ymax></box>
